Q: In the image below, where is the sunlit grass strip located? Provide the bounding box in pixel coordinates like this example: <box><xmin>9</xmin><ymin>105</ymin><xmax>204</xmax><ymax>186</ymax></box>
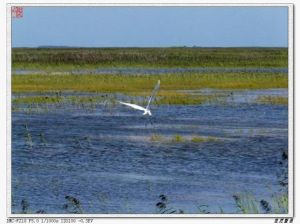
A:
<box><xmin>157</xmin><ymin>92</ymin><xmax>211</xmax><ymax>105</ymax></box>
<box><xmin>191</xmin><ymin>136</ymin><xmax>217</xmax><ymax>143</ymax></box>
<box><xmin>150</xmin><ymin>134</ymin><xmax>219</xmax><ymax>143</ymax></box>
<box><xmin>256</xmin><ymin>96</ymin><xmax>288</xmax><ymax>105</ymax></box>
<box><xmin>12</xmin><ymin>73</ymin><xmax>288</xmax><ymax>93</ymax></box>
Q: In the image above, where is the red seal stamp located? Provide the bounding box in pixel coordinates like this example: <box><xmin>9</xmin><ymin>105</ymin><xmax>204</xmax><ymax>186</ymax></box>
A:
<box><xmin>11</xmin><ymin>6</ymin><xmax>23</xmax><ymax>18</ymax></box>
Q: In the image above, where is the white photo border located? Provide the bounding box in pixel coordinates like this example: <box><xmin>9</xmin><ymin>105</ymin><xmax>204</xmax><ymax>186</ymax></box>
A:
<box><xmin>6</xmin><ymin>2</ymin><xmax>294</xmax><ymax>219</ymax></box>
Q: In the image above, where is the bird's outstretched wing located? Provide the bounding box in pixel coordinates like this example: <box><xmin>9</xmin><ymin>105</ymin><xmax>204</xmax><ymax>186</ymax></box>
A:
<box><xmin>146</xmin><ymin>80</ymin><xmax>160</xmax><ymax>110</ymax></box>
<box><xmin>119</xmin><ymin>101</ymin><xmax>146</xmax><ymax>111</ymax></box>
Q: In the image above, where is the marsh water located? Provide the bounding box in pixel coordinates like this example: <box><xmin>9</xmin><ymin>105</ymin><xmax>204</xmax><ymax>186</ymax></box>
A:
<box><xmin>13</xmin><ymin>67</ymin><xmax>288</xmax><ymax>75</ymax></box>
<box><xmin>11</xmin><ymin>87</ymin><xmax>288</xmax><ymax>214</ymax></box>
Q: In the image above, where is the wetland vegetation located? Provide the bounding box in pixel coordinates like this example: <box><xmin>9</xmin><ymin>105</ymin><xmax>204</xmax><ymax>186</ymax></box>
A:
<box><xmin>12</xmin><ymin>47</ymin><xmax>288</xmax><ymax>69</ymax></box>
<box><xmin>12</xmin><ymin>47</ymin><xmax>289</xmax><ymax>214</ymax></box>
<box><xmin>12</xmin><ymin>72</ymin><xmax>287</xmax><ymax>106</ymax></box>
<box><xmin>12</xmin><ymin>73</ymin><xmax>288</xmax><ymax>93</ymax></box>
<box><xmin>12</xmin><ymin>47</ymin><xmax>288</xmax><ymax>106</ymax></box>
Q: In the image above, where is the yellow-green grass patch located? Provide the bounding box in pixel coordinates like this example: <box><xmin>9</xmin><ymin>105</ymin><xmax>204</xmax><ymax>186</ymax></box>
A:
<box><xmin>12</xmin><ymin>73</ymin><xmax>287</xmax><ymax>93</ymax></box>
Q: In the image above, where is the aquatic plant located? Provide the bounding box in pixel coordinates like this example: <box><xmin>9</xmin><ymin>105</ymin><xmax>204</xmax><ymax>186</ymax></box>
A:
<box><xmin>122</xmin><ymin>200</ymin><xmax>132</xmax><ymax>213</ymax></box>
<box><xmin>21</xmin><ymin>199</ymin><xmax>29</xmax><ymax>214</ymax></box>
<box><xmin>12</xmin><ymin>91</ymin><xmax>216</xmax><ymax>106</ymax></box>
<box><xmin>272</xmin><ymin>148</ymin><xmax>288</xmax><ymax>214</ymax></box>
<box><xmin>272</xmin><ymin>193</ymin><xmax>288</xmax><ymax>214</ymax></box>
<box><xmin>97</xmin><ymin>192</ymin><xmax>109</xmax><ymax>213</ymax></box>
<box><xmin>191</xmin><ymin>136</ymin><xmax>207</xmax><ymax>143</ymax></box>
<box><xmin>39</xmin><ymin>133</ymin><xmax>47</xmax><ymax>145</ymax></box>
<box><xmin>36</xmin><ymin>209</ymin><xmax>46</xmax><ymax>214</ymax></box>
<box><xmin>150</xmin><ymin>134</ymin><xmax>219</xmax><ymax>144</ymax></box>
<box><xmin>219</xmin><ymin>207</ymin><xmax>225</xmax><ymax>214</ymax></box>
<box><xmin>279</xmin><ymin>150</ymin><xmax>288</xmax><ymax>188</ymax></box>
<box><xmin>64</xmin><ymin>195</ymin><xmax>83</xmax><ymax>214</ymax></box>
<box><xmin>233</xmin><ymin>193</ymin><xmax>260</xmax><ymax>214</ymax></box>
<box><xmin>155</xmin><ymin>194</ymin><xmax>184</xmax><ymax>214</ymax></box>
<box><xmin>12</xmin><ymin>72</ymin><xmax>288</xmax><ymax>107</ymax></box>
<box><xmin>196</xmin><ymin>205</ymin><xmax>211</xmax><ymax>214</ymax></box>
<box><xmin>24</xmin><ymin>124</ymin><xmax>33</xmax><ymax>149</ymax></box>
<box><xmin>232</xmin><ymin>187</ymin><xmax>288</xmax><ymax>214</ymax></box>
<box><xmin>20</xmin><ymin>199</ymin><xmax>47</xmax><ymax>214</ymax></box>
<box><xmin>150</xmin><ymin>134</ymin><xmax>164</xmax><ymax>142</ymax></box>
<box><xmin>73</xmin><ymin>137</ymin><xmax>84</xmax><ymax>150</ymax></box>
<box><xmin>171</xmin><ymin>134</ymin><xmax>184</xmax><ymax>143</ymax></box>
<box><xmin>191</xmin><ymin>135</ymin><xmax>217</xmax><ymax>143</ymax></box>
<box><xmin>260</xmin><ymin>199</ymin><xmax>272</xmax><ymax>213</ymax></box>
<box><xmin>249</xmin><ymin>148</ymin><xmax>288</xmax><ymax>214</ymax></box>
<box><xmin>153</xmin><ymin>191</ymin><xmax>287</xmax><ymax>214</ymax></box>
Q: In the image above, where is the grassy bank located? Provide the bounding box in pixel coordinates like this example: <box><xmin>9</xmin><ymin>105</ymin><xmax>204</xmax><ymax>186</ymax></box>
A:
<box><xmin>11</xmin><ymin>91</ymin><xmax>219</xmax><ymax>106</ymax></box>
<box><xmin>12</xmin><ymin>73</ymin><xmax>287</xmax><ymax>93</ymax></box>
<box><xmin>12</xmin><ymin>47</ymin><xmax>288</xmax><ymax>69</ymax></box>
<box><xmin>12</xmin><ymin>73</ymin><xmax>288</xmax><ymax>105</ymax></box>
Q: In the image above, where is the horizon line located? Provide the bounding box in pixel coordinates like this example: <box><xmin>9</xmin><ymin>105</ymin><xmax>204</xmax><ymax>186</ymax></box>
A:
<box><xmin>12</xmin><ymin>46</ymin><xmax>288</xmax><ymax>49</ymax></box>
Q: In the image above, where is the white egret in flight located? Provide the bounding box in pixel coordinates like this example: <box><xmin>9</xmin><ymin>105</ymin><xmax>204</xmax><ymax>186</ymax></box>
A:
<box><xmin>119</xmin><ymin>80</ymin><xmax>160</xmax><ymax>116</ymax></box>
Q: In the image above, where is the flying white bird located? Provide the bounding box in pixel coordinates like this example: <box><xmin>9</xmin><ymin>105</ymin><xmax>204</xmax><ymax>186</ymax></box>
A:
<box><xmin>119</xmin><ymin>80</ymin><xmax>160</xmax><ymax>116</ymax></box>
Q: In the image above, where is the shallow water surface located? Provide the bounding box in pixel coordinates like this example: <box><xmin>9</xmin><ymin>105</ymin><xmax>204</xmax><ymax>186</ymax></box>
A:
<box><xmin>13</xmin><ymin>67</ymin><xmax>288</xmax><ymax>75</ymax></box>
<box><xmin>12</xmin><ymin>96</ymin><xmax>288</xmax><ymax>213</ymax></box>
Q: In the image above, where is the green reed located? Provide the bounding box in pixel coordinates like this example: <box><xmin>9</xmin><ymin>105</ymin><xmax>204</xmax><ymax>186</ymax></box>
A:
<box><xmin>12</xmin><ymin>47</ymin><xmax>288</xmax><ymax>69</ymax></box>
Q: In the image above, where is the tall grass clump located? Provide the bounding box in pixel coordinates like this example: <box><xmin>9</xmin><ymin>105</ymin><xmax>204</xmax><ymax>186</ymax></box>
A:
<box><xmin>233</xmin><ymin>193</ymin><xmax>260</xmax><ymax>213</ymax></box>
<box><xmin>155</xmin><ymin>194</ymin><xmax>184</xmax><ymax>214</ymax></box>
<box><xmin>64</xmin><ymin>196</ymin><xmax>83</xmax><ymax>214</ymax></box>
<box><xmin>19</xmin><ymin>199</ymin><xmax>46</xmax><ymax>214</ymax></box>
<box><xmin>272</xmin><ymin>194</ymin><xmax>288</xmax><ymax>214</ymax></box>
<box><xmin>232</xmin><ymin>192</ymin><xmax>288</xmax><ymax>214</ymax></box>
<box><xmin>233</xmin><ymin>148</ymin><xmax>289</xmax><ymax>214</ymax></box>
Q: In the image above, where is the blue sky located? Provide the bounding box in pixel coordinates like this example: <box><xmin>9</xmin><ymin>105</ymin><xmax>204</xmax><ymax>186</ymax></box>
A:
<box><xmin>12</xmin><ymin>6</ymin><xmax>288</xmax><ymax>47</ymax></box>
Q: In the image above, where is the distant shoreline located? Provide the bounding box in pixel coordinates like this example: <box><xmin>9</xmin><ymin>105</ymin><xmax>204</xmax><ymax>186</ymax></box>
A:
<box><xmin>12</xmin><ymin>47</ymin><xmax>288</xmax><ymax>69</ymax></box>
<box><xmin>13</xmin><ymin>46</ymin><xmax>288</xmax><ymax>49</ymax></box>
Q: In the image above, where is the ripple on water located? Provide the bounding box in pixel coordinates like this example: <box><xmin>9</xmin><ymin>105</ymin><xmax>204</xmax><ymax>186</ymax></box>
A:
<box><xmin>11</xmin><ymin>92</ymin><xmax>288</xmax><ymax>214</ymax></box>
